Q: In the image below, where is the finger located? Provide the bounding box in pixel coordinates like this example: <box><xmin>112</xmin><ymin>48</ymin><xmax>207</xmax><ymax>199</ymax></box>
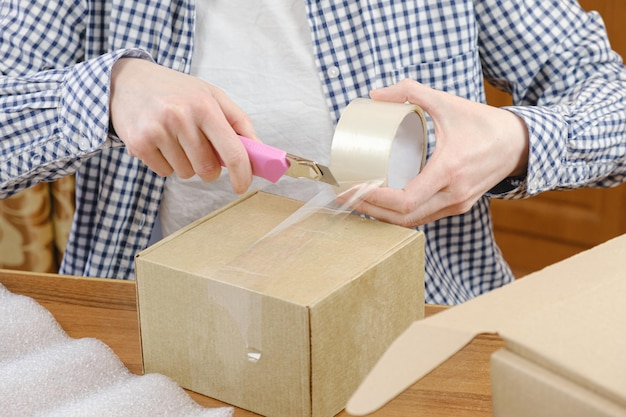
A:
<box><xmin>336</xmin><ymin>154</ymin><xmax>453</xmax><ymax>226</ymax></box>
<box><xmin>212</xmin><ymin>87</ymin><xmax>259</xmax><ymax>141</ymax></box>
<box><xmin>199</xmin><ymin>92</ymin><xmax>253</xmax><ymax>194</ymax></box>
<box><xmin>131</xmin><ymin>147</ymin><xmax>175</xmax><ymax>178</ymax></box>
<box><xmin>157</xmin><ymin>137</ymin><xmax>197</xmax><ymax>179</ymax></box>
<box><xmin>369</xmin><ymin>82</ymin><xmax>412</xmax><ymax>103</ymax></box>
<box><xmin>370</xmin><ymin>79</ymin><xmax>446</xmax><ymax>118</ymax></box>
<box><xmin>176</xmin><ymin>123</ymin><xmax>223</xmax><ymax>182</ymax></box>
<box><xmin>348</xmin><ymin>190</ymin><xmax>457</xmax><ymax>228</ymax></box>
<box><xmin>202</xmin><ymin>126</ymin><xmax>251</xmax><ymax>194</ymax></box>
<box><xmin>369</xmin><ymin>153</ymin><xmax>450</xmax><ymax>211</ymax></box>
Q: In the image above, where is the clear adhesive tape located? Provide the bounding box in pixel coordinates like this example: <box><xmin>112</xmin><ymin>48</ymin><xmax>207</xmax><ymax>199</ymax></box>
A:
<box><xmin>330</xmin><ymin>98</ymin><xmax>427</xmax><ymax>194</ymax></box>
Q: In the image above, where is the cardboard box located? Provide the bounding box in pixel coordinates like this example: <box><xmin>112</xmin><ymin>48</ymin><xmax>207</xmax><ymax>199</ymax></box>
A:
<box><xmin>346</xmin><ymin>234</ymin><xmax>626</xmax><ymax>416</ymax></box>
<box><xmin>491</xmin><ymin>349</ymin><xmax>626</xmax><ymax>417</ymax></box>
<box><xmin>135</xmin><ymin>190</ymin><xmax>424</xmax><ymax>417</ymax></box>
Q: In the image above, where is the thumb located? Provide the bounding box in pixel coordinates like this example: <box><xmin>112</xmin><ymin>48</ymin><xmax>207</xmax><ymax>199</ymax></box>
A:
<box><xmin>370</xmin><ymin>79</ymin><xmax>443</xmax><ymax>116</ymax></box>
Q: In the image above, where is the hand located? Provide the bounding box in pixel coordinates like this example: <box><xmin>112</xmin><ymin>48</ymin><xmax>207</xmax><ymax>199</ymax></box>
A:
<box><xmin>109</xmin><ymin>58</ymin><xmax>255</xmax><ymax>194</ymax></box>
<box><xmin>338</xmin><ymin>79</ymin><xmax>529</xmax><ymax>228</ymax></box>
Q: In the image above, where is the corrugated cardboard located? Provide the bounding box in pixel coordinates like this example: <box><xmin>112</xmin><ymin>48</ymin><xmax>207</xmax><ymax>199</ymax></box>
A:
<box><xmin>491</xmin><ymin>349</ymin><xmax>626</xmax><ymax>417</ymax></box>
<box><xmin>135</xmin><ymin>190</ymin><xmax>424</xmax><ymax>417</ymax></box>
<box><xmin>346</xmin><ymin>234</ymin><xmax>626</xmax><ymax>416</ymax></box>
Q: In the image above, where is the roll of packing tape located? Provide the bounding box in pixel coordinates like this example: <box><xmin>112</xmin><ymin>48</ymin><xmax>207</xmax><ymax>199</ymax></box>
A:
<box><xmin>330</xmin><ymin>98</ymin><xmax>427</xmax><ymax>193</ymax></box>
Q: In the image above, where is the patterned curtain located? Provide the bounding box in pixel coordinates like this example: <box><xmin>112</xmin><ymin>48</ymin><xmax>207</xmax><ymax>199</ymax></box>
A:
<box><xmin>0</xmin><ymin>177</ymin><xmax>75</xmax><ymax>273</ymax></box>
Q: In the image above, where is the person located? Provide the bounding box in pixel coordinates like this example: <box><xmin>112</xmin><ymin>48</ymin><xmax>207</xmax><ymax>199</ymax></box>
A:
<box><xmin>1</xmin><ymin>0</ymin><xmax>624</xmax><ymax>305</ymax></box>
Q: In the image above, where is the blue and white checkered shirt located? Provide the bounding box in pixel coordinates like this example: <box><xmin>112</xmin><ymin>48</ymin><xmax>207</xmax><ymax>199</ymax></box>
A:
<box><xmin>1</xmin><ymin>0</ymin><xmax>625</xmax><ymax>304</ymax></box>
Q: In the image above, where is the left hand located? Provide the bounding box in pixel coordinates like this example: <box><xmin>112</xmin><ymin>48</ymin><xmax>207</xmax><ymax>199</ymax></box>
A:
<box><xmin>337</xmin><ymin>79</ymin><xmax>529</xmax><ymax>228</ymax></box>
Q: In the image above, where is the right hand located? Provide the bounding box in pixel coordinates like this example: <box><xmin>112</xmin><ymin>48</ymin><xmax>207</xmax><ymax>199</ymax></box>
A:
<box><xmin>109</xmin><ymin>58</ymin><xmax>255</xmax><ymax>194</ymax></box>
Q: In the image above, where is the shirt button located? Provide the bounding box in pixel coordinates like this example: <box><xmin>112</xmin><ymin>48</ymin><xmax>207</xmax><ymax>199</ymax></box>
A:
<box><xmin>78</xmin><ymin>137</ymin><xmax>90</xmax><ymax>151</ymax></box>
<box><xmin>327</xmin><ymin>66</ymin><xmax>340</xmax><ymax>78</ymax></box>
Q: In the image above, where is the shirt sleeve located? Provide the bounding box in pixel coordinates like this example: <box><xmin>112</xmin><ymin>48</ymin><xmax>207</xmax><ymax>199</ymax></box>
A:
<box><xmin>0</xmin><ymin>49</ymin><xmax>155</xmax><ymax>199</ymax></box>
<box><xmin>0</xmin><ymin>0</ymin><xmax>153</xmax><ymax>199</ymax></box>
<box><xmin>476</xmin><ymin>0</ymin><xmax>626</xmax><ymax>198</ymax></box>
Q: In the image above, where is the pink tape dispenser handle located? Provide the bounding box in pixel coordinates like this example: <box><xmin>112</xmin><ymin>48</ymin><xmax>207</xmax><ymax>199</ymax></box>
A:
<box><xmin>235</xmin><ymin>135</ymin><xmax>290</xmax><ymax>183</ymax></box>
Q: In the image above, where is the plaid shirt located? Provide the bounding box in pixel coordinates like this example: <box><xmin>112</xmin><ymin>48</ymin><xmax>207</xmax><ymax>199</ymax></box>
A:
<box><xmin>1</xmin><ymin>0</ymin><xmax>625</xmax><ymax>304</ymax></box>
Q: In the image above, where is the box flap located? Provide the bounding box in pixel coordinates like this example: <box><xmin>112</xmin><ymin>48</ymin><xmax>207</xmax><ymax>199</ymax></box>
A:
<box><xmin>346</xmin><ymin>234</ymin><xmax>626</xmax><ymax>415</ymax></box>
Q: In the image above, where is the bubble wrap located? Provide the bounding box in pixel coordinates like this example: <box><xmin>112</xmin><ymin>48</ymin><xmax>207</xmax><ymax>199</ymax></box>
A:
<box><xmin>0</xmin><ymin>284</ymin><xmax>232</xmax><ymax>417</ymax></box>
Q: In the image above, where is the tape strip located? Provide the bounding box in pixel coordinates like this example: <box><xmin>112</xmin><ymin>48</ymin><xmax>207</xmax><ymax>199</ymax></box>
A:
<box><xmin>206</xmin><ymin>180</ymin><xmax>384</xmax><ymax>366</ymax></box>
<box><xmin>330</xmin><ymin>98</ymin><xmax>427</xmax><ymax>193</ymax></box>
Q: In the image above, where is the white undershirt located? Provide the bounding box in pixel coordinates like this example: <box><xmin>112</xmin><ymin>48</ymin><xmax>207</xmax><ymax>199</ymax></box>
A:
<box><xmin>159</xmin><ymin>0</ymin><xmax>335</xmax><ymax>236</ymax></box>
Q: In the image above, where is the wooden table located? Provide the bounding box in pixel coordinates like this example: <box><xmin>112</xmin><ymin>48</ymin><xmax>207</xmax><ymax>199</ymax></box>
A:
<box><xmin>0</xmin><ymin>269</ymin><xmax>504</xmax><ymax>417</ymax></box>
